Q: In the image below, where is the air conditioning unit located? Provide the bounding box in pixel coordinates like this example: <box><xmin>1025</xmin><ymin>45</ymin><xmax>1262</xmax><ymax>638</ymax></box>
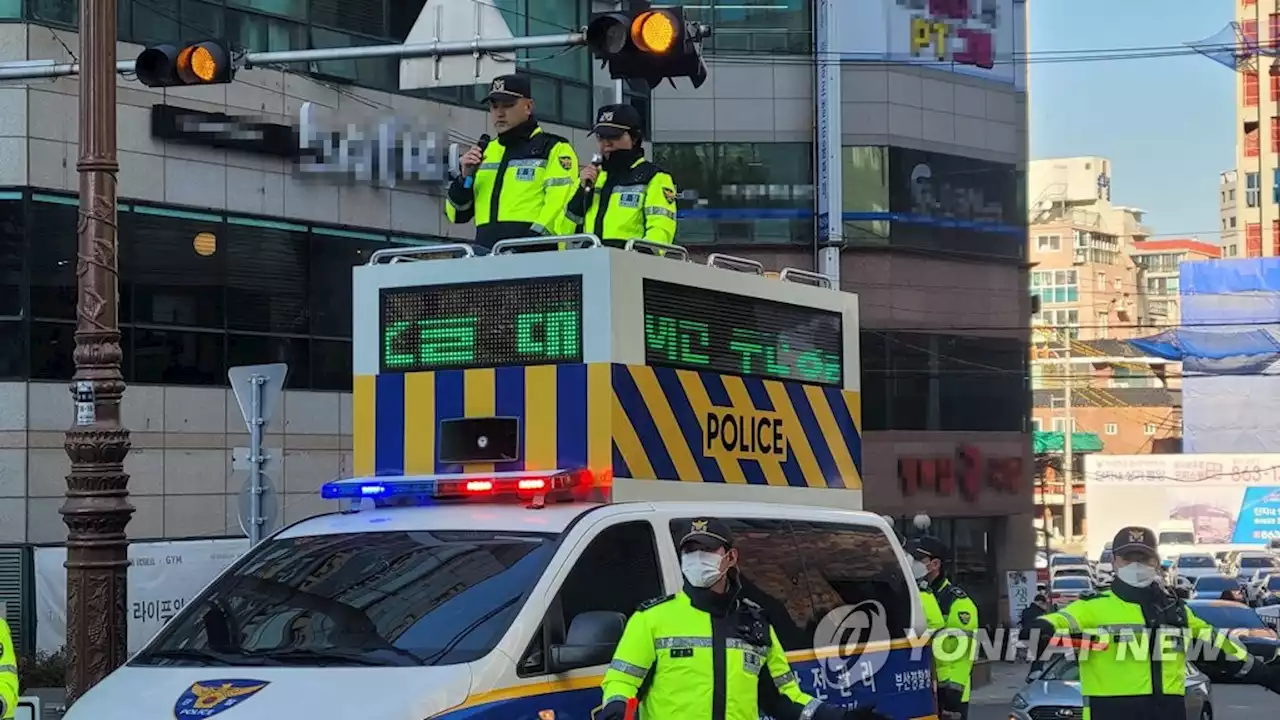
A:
<box><xmin>1072</xmin><ymin>251</ymin><xmax>1087</xmax><ymax>265</ymax></box>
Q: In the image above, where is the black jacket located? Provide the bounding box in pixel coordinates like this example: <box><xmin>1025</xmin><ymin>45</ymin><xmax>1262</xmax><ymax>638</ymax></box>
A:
<box><xmin>1018</xmin><ymin>604</ymin><xmax>1045</xmax><ymax>639</ymax></box>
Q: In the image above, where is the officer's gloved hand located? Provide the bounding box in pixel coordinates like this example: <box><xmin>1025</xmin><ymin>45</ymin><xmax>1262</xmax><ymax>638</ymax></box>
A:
<box><xmin>936</xmin><ymin>684</ymin><xmax>965</xmax><ymax>713</ymax></box>
<box><xmin>590</xmin><ymin>699</ymin><xmax>630</xmax><ymax>720</ymax></box>
<box><xmin>843</xmin><ymin>705</ymin><xmax>892</xmax><ymax>720</ymax></box>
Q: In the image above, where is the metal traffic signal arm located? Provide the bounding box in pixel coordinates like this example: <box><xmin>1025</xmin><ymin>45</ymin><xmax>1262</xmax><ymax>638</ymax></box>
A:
<box><xmin>0</xmin><ymin>5</ymin><xmax>710</xmax><ymax>84</ymax></box>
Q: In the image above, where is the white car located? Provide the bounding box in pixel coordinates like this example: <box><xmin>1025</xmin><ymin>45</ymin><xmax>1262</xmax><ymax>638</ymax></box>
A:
<box><xmin>1229</xmin><ymin>552</ymin><xmax>1280</xmax><ymax>585</ymax></box>
<box><xmin>1190</xmin><ymin>574</ymin><xmax>1243</xmax><ymax>600</ymax></box>
<box><xmin>1170</xmin><ymin>552</ymin><xmax>1221</xmax><ymax>590</ymax></box>
<box><xmin>1049</xmin><ymin>553</ymin><xmax>1092</xmax><ymax>578</ymax></box>
<box><xmin>1095</xmin><ymin>546</ymin><xmax>1114</xmax><ymax>582</ymax></box>
<box><xmin>1248</xmin><ymin>573</ymin><xmax>1280</xmax><ymax>606</ymax></box>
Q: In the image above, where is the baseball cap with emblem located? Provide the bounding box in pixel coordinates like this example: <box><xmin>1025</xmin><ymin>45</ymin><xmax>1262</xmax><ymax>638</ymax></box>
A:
<box><xmin>484</xmin><ymin>74</ymin><xmax>531</xmax><ymax>103</ymax></box>
<box><xmin>1111</xmin><ymin>525</ymin><xmax>1158</xmax><ymax>559</ymax></box>
<box><xmin>679</xmin><ymin>517</ymin><xmax>734</xmax><ymax>552</ymax></box>
<box><xmin>907</xmin><ymin>535</ymin><xmax>949</xmax><ymax>562</ymax></box>
<box><xmin>590</xmin><ymin>103</ymin><xmax>643</xmax><ymax>139</ymax></box>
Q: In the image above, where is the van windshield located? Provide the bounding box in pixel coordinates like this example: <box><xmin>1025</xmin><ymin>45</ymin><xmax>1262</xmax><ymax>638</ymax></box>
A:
<box><xmin>1159</xmin><ymin>532</ymin><xmax>1195</xmax><ymax>545</ymax></box>
<box><xmin>132</xmin><ymin>530</ymin><xmax>558</xmax><ymax>668</ymax></box>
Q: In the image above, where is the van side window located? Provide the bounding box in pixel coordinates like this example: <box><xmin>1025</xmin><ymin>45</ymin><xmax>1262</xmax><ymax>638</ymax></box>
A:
<box><xmin>668</xmin><ymin>518</ymin><xmax>815</xmax><ymax>652</ymax></box>
<box><xmin>520</xmin><ymin>522</ymin><xmax>663</xmax><ymax>676</ymax></box>
<box><xmin>790</xmin><ymin>521</ymin><xmax>914</xmax><ymax>640</ymax></box>
<box><xmin>560</xmin><ymin>521</ymin><xmax>664</xmax><ymax>625</ymax></box>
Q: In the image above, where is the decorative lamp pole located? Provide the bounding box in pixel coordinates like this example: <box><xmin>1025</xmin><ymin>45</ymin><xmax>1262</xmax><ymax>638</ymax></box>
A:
<box><xmin>62</xmin><ymin>0</ymin><xmax>132</xmax><ymax>703</ymax></box>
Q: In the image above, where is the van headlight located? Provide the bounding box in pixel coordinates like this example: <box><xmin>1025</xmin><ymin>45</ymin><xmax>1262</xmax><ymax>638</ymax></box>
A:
<box><xmin>1011</xmin><ymin>693</ymin><xmax>1029</xmax><ymax>710</ymax></box>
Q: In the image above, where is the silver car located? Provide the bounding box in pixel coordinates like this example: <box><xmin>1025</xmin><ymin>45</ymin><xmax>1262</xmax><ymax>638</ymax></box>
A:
<box><xmin>1009</xmin><ymin>656</ymin><xmax>1213</xmax><ymax>720</ymax></box>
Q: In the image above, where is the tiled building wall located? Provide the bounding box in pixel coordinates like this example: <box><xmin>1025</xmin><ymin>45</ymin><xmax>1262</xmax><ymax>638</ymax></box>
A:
<box><xmin>0</xmin><ymin>382</ymin><xmax>351</xmax><ymax>543</ymax></box>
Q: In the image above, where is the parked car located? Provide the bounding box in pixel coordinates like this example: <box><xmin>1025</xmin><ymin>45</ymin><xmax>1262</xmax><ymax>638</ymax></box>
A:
<box><xmin>1246</xmin><ymin>573</ymin><xmax>1280</xmax><ymax>606</ymax></box>
<box><xmin>1049</xmin><ymin>554</ymin><xmax>1093</xmax><ymax>580</ymax></box>
<box><xmin>1010</xmin><ymin>654</ymin><xmax>1212</xmax><ymax>720</ymax></box>
<box><xmin>1048</xmin><ymin>575</ymin><xmax>1095</xmax><ymax>608</ymax></box>
<box><xmin>1214</xmin><ymin>550</ymin><xmax>1233</xmax><ymax>570</ymax></box>
<box><xmin>1185</xmin><ymin>599</ymin><xmax>1280</xmax><ymax>674</ymax></box>
<box><xmin>1190</xmin><ymin>574</ymin><xmax>1243</xmax><ymax>600</ymax></box>
<box><xmin>1095</xmin><ymin>546</ymin><xmax>1114</xmax><ymax>582</ymax></box>
<box><xmin>1170</xmin><ymin>552</ymin><xmax>1221</xmax><ymax>590</ymax></box>
<box><xmin>1229</xmin><ymin>552</ymin><xmax>1280</xmax><ymax>585</ymax></box>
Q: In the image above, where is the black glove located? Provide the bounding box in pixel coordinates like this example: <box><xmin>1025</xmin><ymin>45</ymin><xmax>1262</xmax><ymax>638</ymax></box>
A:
<box><xmin>1261</xmin><ymin>657</ymin><xmax>1280</xmax><ymax>695</ymax></box>
<box><xmin>936</xmin><ymin>684</ymin><xmax>965</xmax><ymax>712</ymax></box>
<box><xmin>844</xmin><ymin>705</ymin><xmax>893</xmax><ymax>720</ymax></box>
<box><xmin>590</xmin><ymin>699</ymin><xmax>629</xmax><ymax>720</ymax></box>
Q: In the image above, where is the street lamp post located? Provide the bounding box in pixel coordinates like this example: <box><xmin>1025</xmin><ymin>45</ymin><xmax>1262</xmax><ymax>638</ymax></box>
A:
<box><xmin>61</xmin><ymin>0</ymin><xmax>132</xmax><ymax>703</ymax></box>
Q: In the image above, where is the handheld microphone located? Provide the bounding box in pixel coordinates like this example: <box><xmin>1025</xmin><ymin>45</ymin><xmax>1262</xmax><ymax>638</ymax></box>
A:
<box><xmin>584</xmin><ymin>153</ymin><xmax>603</xmax><ymax>192</ymax></box>
<box><xmin>463</xmin><ymin>134</ymin><xmax>490</xmax><ymax>189</ymax></box>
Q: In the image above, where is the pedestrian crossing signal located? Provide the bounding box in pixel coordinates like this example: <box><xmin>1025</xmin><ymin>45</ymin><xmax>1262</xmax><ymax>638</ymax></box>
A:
<box><xmin>135</xmin><ymin>40</ymin><xmax>235</xmax><ymax>88</ymax></box>
<box><xmin>586</xmin><ymin>4</ymin><xmax>709</xmax><ymax>89</ymax></box>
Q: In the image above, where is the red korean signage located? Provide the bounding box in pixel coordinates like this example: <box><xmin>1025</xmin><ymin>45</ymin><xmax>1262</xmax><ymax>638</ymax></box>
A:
<box><xmin>898</xmin><ymin>445</ymin><xmax>1023</xmax><ymax>502</ymax></box>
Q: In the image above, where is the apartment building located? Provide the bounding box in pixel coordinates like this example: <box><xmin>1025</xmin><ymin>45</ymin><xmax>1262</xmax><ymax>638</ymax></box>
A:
<box><xmin>1029</xmin><ymin>156</ymin><xmax>1151</xmax><ymax>340</ymax></box>
<box><xmin>1235</xmin><ymin>0</ymin><xmax>1280</xmax><ymax>256</ymax></box>
<box><xmin>1221</xmin><ymin>170</ymin><xmax>1240</xmax><ymax>256</ymax></box>
<box><xmin>1130</xmin><ymin>239</ymin><xmax>1222</xmax><ymax>326</ymax></box>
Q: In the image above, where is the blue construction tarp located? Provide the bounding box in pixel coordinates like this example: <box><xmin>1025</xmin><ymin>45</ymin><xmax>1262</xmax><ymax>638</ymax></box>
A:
<box><xmin>1128</xmin><ymin>259</ymin><xmax>1280</xmax><ymax>452</ymax></box>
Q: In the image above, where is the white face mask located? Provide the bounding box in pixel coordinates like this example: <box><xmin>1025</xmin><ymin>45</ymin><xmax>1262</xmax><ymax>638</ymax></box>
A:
<box><xmin>911</xmin><ymin>559</ymin><xmax>929</xmax><ymax>580</ymax></box>
<box><xmin>681</xmin><ymin>551</ymin><xmax>726</xmax><ymax>588</ymax></box>
<box><xmin>1117</xmin><ymin>562</ymin><xmax>1158</xmax><ymax>587</ymax></box>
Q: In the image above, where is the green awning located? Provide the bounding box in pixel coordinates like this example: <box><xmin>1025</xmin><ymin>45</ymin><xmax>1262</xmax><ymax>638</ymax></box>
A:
<box><xmin>1033</xmin><ymin>431</ymin><xmax>1103</xmax><ymax>454</ymax></box>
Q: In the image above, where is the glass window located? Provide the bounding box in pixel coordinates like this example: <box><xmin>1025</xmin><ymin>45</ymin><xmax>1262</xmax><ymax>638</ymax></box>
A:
<box><xmin>0</xmin><ymin>200</ymin><xmax>22</xmax><ymax>318</ymax></box>
<box><xmin>0</xmin><ymin>321</ymin><xmax>24</xmax><ymax>379</ymax></box>
<box><xmin>29</xmin><ymin>322</ymin><xmax>76</xmax><ymax>380</ymax></box>
<box><xmin>0</xmin><ymin>0</ymin><xmax>19</xmax><ymax>19</ymax></box>
<box><xmin>308</xmin><ymin>27</ymin><xmax>395</xmax><ymax>90</ymax></box>
<box><xmin>123</xmin><ymin>210</ymin><xmax>225</xmax><ymax>329</ymax></box>
<box><xmin>842</xmin><ymin>147</ymin><xmax>890</xmax><ymax>244</ymax></box>
<box><xmin>227</xmin><ymin>335</ymin><xmax>310</xmax><ymax>388</ymax></box>
<box><xmin>309</xmin><ymin>235</ymin><xmax>393</xmax><ymax>337</ymax></box>
<box><xmin>230</xmin><ymin>0</ymin><xmax>306</xmax><ymax>19</ymax></box>
<box><xmin>224</xmin><ymin>224</ymin><xmax>309</xmax><ymax>334</ymax></box>
<box><xmin>133</xmin><ymin>530</ymin><xmax>560</xmax><ymax>667</ymax></box>
<box><xmin>31</xmin><ymin>0</ymin><xmax>77</xmax><ymax>26</ymax></box>
<box><xmin>687</xmin><ymin>0</ymin><xmax>812</xmax><ymax>54</ymax></box>
<box><xmin>28</xmin><ymin>199</ymin><xmax>78</xmax><ymax>321</ymax></box>
<box><xmin>311</xmin><ymin>339</ymin><xmax>352</xmax><ymax>391</ymax></box>
<box><xmin>790</xmin><ymin>521</ymin><xmax>914</xmax><ymax>640</ymax></box>
<box><xmin>133</xmin><ymin>328</ymin><xmax>224</xmax><ymax>385</ymax></box>
<box><xmin>670</xmin><ymin>518</ymin><xmax>814</xmax><ymax>651</ymax></box>
<box><xmin>554</xmin><ymin>521</ymin><xmax>662</xmax><ymax>648</ymax></box>
<box><xmin>228</xmin><ymin>8</ymin><xmax>306</xmax><ymax>52</ymax></box>
<box><xmin>310</xmin><ymin>0</ymin><xmax>385</xmax><ymax>36</ymax></box>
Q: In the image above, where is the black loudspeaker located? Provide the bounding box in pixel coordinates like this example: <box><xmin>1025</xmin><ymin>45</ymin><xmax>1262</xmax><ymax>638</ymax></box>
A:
<box><xmin>438</xmin><ymin>417</ymin><xmax>520</xmax><ymax>464</ymax></box>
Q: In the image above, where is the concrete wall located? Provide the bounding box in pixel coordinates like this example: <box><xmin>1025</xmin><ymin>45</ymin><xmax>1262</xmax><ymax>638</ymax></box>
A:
<box><xmin>0</xmin><ymin>381</ymin><xmax>347</xmax><ymax>543</ymax></box>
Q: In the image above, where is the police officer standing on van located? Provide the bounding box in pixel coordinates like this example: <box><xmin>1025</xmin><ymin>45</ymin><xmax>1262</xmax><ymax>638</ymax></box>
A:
<box><xmin>1028</xmin><ymin>526</ymin><xmax>1280</xmax><ymax>720</ymax></box>
<box><xmin>445</xmin><ymin>74</ymin><xmax>579</xmax><ymax>249</ymax></box>
<box><xmin>595</xmin><ymin>517</ymin><xmax>890</xmax><ymax>720</ymax></box>
<box><xmin>564</xmin><ymin>104</ymin><xmax>677</xmax><ymax>247</ymax></box>
<box><xmin>908</xmin><ymin>536</ymin><xmax>978</xmax><ymax>720</ymax></box>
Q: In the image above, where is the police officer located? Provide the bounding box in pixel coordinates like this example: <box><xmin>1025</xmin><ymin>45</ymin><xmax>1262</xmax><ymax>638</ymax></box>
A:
<box><xmin>1028</xmin><ymin>526</ymin><xmax>1280</xmax><ymax>720</ymax></box>
<box><xmin>908</xmin><ymin>536</ymin><xmax>977</xmax><ymax>720</ymax></box>
<box><xmin>446</xmin><ymin>74</ymin><xmax>579</xmax><ymax>249</ymax></box>
<box><xmin>563</xmin><ymin>104</ymin><xmax>677</xmax><ymax>247</ymax></box>
<box><xmin>0</xmin><ymin>615</ymin><xmax>17</xmax><ymax>719</ymax></box>
<box><xmin>596</xmin><ymin>517</ymin><xmax>889</xmax><ymax>720</ymax></box>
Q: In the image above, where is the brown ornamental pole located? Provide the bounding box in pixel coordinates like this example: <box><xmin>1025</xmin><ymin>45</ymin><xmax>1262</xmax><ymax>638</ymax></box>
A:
<box><xmin>62</xmin><ymin>0</ymin><xmax>132</xmax><ymax>704</ymax></box>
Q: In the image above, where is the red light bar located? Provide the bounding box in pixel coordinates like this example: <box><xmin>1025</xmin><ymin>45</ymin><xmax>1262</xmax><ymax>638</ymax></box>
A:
<box><xmin>434</xmin><ymin>469</ymin><xmax>602</xmax><ymax>502</ymax></box>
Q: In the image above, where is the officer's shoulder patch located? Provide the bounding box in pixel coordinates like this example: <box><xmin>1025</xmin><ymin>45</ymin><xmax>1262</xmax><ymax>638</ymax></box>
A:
<box><xmin>637</xmin><ymin>594</ymin><xmax>676</xmax><ymax>611</ymax></box>
<box><xmin>559</xmin><ymin>155</ymin><xmax>573</xmax><ymax>170</ymax></box>
<box><xmin>956</xmin><ymin>611</ymin><xmax>971</xmax><ymax>624</ymax></box>
<box><xmin>662</xmin><ymin>186</ymin><xmax>676</xmax><ymax>204</ymax></box>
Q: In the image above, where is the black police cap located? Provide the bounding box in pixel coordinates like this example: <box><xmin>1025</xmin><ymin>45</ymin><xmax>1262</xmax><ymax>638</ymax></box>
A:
<box><xmin>679</xmin><ymin>517</ymin><xmax>734</xmax><ymax>552</ymax></box>
<box><xmin>484</xmin><ymin>74</ymin><xmax>531</xmax><ymax>102</ymax></box>
<box><xmin>590</xmin><ymin>103</ymin><xmax>644</xmax><ymax>139</ymax></box>
<box><xmin>908</xmin><ymin>535</ymin><xmax>949</xmax><ymax>562</ymax></box>
<box><xmin>1111</xmin><ymin>525</ymin><xmax>1158</xmax><ymax>559</ymax></box>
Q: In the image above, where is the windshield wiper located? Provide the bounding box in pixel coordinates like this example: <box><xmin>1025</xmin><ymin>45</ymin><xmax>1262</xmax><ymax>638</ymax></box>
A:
<box><xmin>136</xmin><ymin>648</ymin><xmax>280</xmax><ymax>666</ymax></box>
<box><xmin>245</xmin><ymin>647</ymin><xmax>416</xmax><ymax>667</ymax></box>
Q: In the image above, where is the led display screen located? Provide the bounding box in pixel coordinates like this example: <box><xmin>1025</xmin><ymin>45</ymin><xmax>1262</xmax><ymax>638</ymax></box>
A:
<box><xmin>643</xmin><ymin>280</ymin><xmax>844</xmax><ymax>385</ymax></box>
<box><xmin>380</xmin><ymin>277</ymin><xmax>582</xmax><ymax>372</ymax></box>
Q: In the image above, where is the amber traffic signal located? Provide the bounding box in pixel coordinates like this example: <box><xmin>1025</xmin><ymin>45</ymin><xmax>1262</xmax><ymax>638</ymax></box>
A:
<box><xmin>586</xmin><ymin>5</ymin><xmax>708</xmax><ymax>89</ymax></box>
<box><xmin>136</xmin><ymin>40</ymin><xmax>235</xmax><ymax>88</ymax></box>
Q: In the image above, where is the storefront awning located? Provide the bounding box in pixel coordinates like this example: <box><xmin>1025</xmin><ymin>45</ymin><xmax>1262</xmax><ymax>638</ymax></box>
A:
<box><xmin>1033</xmin><ymin>431</ymin><xmax>1103</xmax><ymax>454</ymax></box>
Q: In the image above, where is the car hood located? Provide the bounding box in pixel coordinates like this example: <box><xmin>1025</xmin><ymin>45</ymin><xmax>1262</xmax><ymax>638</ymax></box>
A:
<box><xmin>1020</xmin><ymin>678</ymin><xmax>1082</xmax><ymax>706</ymax></box>
<box><xmin>62</xmin><ymin>665</ymin><xmax>472</xmax><ymax>719</ymax></box>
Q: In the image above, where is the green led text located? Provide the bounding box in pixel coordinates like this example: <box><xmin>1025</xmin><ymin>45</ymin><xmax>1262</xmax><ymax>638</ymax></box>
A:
<box><xmin>382</xmin><ymin>309</ymin><xmax>581</xmax><ymax>368</ymax></box>
<box><xmin>644</xmin><ymin>312</ymin><xmax>841</xmax><ymax>383</ymax></box>
<box><xmin>516</xmin><ymin>310</ymin><xmax>580</xmax><ymax>359</ymax></box>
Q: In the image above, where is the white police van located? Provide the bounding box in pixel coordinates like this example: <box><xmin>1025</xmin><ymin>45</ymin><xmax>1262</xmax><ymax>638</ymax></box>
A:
<box><xmin>66</xmin><ymin>237</ymin><xmax>940</xmax><ymax>718</ymax></box>
<box><xmin>64</xmin><ymin>471</ymin><xmax>936</xmax><ymax>719</ymax></box>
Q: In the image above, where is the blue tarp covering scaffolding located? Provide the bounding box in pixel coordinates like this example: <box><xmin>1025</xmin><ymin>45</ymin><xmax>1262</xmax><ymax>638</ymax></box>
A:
<box><xmin>1127</xmin><ymin>259</ymin><xmax>1280</xmax><ymax>452</ymax></box>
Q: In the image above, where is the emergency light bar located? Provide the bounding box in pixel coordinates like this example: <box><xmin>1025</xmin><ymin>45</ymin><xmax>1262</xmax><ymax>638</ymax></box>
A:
<box><xmin>320</xmin><ymin>468</ymin><xmax>601</xmax><ymax>505</ymax></box>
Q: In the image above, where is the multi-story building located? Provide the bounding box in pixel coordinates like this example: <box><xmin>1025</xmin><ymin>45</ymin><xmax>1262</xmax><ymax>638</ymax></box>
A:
<box><xmin>1130</xmin><ymin>239</ymin><xmax>1222</xmax><ymax>326</ymax></box>
<box><xmin>0</xmin><ymin>1</ymin><xmax>1032</xmax><ymax>619</ymax></box>
<box><xmin>1028</xmin><ymin>156</ymin><xmax>1151</xmax><ymax>340</ymax></box>
<box><xmin>1234</xmin><ymin>0</ymin><xmax>1280</xmax><ymax>257</ymax></box>
<box><xmin>1221</xmin><ymin>169</ymin><xmax>1240</xmax><ymax>256</ymax></box>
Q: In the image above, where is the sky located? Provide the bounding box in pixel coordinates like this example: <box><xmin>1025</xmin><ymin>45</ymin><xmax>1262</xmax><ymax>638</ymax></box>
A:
<box><xmin>1029</xmin><ymin>0</ymin><xmax>1236</xmax><ymax>242</ymax></box>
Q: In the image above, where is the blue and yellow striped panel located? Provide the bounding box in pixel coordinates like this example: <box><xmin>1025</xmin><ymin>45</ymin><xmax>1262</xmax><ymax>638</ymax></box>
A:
<box><xmin>611</xmin><ymin>364</ymin><xmax>862</xmax><ymax>489</ymax></box>
<box><xmin>353</xmin><ymin>364</ymin><xmax>612</xmax><ymax>476</ymax></box>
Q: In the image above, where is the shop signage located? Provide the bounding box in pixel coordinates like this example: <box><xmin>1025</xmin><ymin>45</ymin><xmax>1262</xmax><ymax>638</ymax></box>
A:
<box><xmin>150</xmin><ymin>104</ymin><xmax>295</xmax><ymax>157</ymax></box>
<box><xmin>899</xmin><ymin>444</ymin><xmax>1022</xmax><ymax>501</ymax></box>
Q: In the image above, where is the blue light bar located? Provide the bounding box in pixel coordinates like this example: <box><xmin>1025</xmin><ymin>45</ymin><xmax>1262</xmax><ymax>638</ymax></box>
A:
<box><xmin>320</xmin><ymin>469</ymin><xmax>588</xmax><ymax>504</ymax></box>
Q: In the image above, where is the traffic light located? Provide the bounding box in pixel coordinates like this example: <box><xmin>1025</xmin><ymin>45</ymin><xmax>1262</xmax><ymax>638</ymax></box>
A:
<box><xmin>586</xmin><ymin>4</ymin><xmax>709</xmax><ymax>89</ymax></box>
<box><xmin>135</xmin><ymin>40</ymin><xmax>235</xmax><ymax>88</ymax></box>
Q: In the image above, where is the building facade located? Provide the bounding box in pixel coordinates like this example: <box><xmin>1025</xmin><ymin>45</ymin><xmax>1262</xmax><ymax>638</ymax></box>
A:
<box><xmin>0</xmin><ymin>1</ymin><xmax>1033</xmax><ymax>615</ymax></box>
<box><xmin>1130</xmin><ymin>238</ymin><xmax>1221</xmax><ymax>326</ymax></box>
<box><xmin>1235</xmin><ymin>0</ymin><xmax>1280</xmax><ymax>257</ymax></box>
<box><xmin>1220</xmin><ymin>169</ymin><xmax>1240</xmax><ymax>257</ymax></box>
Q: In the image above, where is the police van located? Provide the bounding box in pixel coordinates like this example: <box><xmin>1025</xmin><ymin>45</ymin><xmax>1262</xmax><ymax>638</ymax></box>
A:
<box><xmin>64</xmin><ymin>237</ymin><xmax>938</xmax><ymax>719</ymax></box>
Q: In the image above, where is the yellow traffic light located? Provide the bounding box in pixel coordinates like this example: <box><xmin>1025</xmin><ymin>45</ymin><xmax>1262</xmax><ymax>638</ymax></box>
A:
<box><xmin>136</xmin><ymin>40</ymin><xmax>235</xmax><ymax>88</ymax></box>
<box><xmin>631</xmin><ymin>10</ymin><xmax>678</xmax><ymax>55</ymax></box>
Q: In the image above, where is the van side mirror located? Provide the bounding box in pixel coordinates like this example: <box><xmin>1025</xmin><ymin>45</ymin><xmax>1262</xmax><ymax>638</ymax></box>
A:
<box><xmin>548</xmin><ymin>610</ymin><xmax>626</xmax><ymax>674</ymax></box>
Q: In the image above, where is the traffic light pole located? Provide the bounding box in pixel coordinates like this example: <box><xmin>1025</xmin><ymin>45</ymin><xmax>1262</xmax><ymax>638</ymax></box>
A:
<box><xmin>64</xmin><ymin>0</ymin><xmax>132</xmax><ymax>706</ymax></box>
<box><xmin>0</xmin><ymin>32</ymin><xmax>586</xmax><ymax>81</ymax></box>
